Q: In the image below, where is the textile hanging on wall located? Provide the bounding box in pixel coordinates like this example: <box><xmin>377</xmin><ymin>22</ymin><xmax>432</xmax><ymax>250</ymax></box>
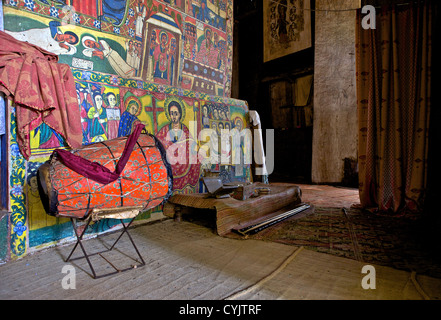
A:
<box><xmin>270</xmin><ymin>79</ymin><xmax>313</xmax><ymax>129</ymax></box>
<box><xmin>294</xmin><ymin>74</ymin><xmax>313</xmax><ymax>107</ymax></box>
<box><xmin>294</xmin><ymin>74</ymin><xmax>313</xmax><ymax>128</ymax></box>
<box><xmin>355</xmin><ymin>2</ymin><xmax>432</xmax><ymax>214</ymax></box>
<box><xmin>0</xmin><ymin>30</ymin><xmax>82</xmax><ymax>160</ymax></box>
<box><xmin>263</xmin><ymin>0</ymin><xmax>312</xmax><ymax>62</ymax></box>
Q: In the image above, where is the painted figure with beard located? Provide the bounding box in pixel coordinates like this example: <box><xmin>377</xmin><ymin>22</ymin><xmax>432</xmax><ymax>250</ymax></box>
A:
<box><xmin>156</xmin><ymin>99</ymin><xmax>201</xmax><ymax>191</ymax></box>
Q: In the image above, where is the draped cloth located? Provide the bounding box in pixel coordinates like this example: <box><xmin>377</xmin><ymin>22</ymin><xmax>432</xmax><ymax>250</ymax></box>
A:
<box><xmin>294</xmin><ymin>74</ymin><xmax>313</xmax><ymax>107</ymax></box>
<box><xmin>249</xmin><ymin>110</ymin><xmax>268</xmax><ymax>178</ymax></box>
<box><xmin>0</xmin><ymin>30</ymin><xmax>82</xmax><ymax>160</ymax></box>
<box><xmin>53</xmin><ymin>123</ymin><xmax>145</xmax><ymax>185</ymax></box>
<box><xmin>355</xmin><ymin>1</ymin><xmax>432</xmax><ymax>214</ymax></box>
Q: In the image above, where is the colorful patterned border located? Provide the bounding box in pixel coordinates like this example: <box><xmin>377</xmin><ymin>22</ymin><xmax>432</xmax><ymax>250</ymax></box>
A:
<box><xmin>5</xmin><ymin>0</ymin><xmax>135</xmax><ymax>38</ymax></box>
<box><xmin>4</xmin><ymin>0</ymin><xmax>233</xmax><ymax>46</ymax></box>
<box><xmin>8</xmin><ymin>105</ymin><xmax>27</xmax><ymax>258</ymax></box>
<box><xmin>71</xmin><ymin>67</ymin><xmax>248</xmax><ymax>108</ymax></box>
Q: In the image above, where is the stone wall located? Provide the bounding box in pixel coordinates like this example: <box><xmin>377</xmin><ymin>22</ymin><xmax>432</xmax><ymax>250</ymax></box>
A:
<box><xmin>311</xmin><ymin>0</ymin><xmax>360</xmax><ymax>183</ymax></box>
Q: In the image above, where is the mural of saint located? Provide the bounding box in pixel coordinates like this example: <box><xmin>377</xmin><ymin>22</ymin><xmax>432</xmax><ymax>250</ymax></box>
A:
<box><xmin>209</xmin><ymin>121</ymin><xmax>220</xmax><ymax>165</ymax></box>
<box><xmin>184</xmin><ymin>22</ymin><xmax>197</xmax><ymax>60</ymax></box>
<box><xmin>156</xmin><ymin>98</ymin><xmax>201</xmax><ymax>191</ymax></box>
<box><xmin>169</xmin><ymin>37</ymin><xmax>177</xmax><ymax>86</ymax></box>
<box><xmin>135</xmin><ymin>0</ymin><xmax>147</xmax><ymax>41</ymax></box>
<box><xmin>126</xmin><ymin>39</ymin><xmax>141</xmax><ymax>73</ymax></box>
<box><xmin>105</xmin><ymin>92</ymin><xmax>121</xmax><ymax>140</ymax></box>
<box><xmin>202</xmin><ymin>104</ymin><xmax>210</xmax><ymax>128</ymax></box>
<box><xmin>76</xmin><ymin>83</ymin><xmax>95</xmax><ymax>144</ymax></box>
<box><xmin>5</xmin><ymin>21</ymin><xmax>79</xmax><ymax>55</ymax></box>
<box><xmin>87</xmin><ymin>90</ymin><xmax>108</xmax><ymax>142</ymax></box>
<box><xmin>118</xmin><ymin>97</ymin><xmax>141</xmax><ymax>137</ymax></box>
<box><xmin>126</xmin><ymin>39</ymin><xmax>136</xmax><ymax>68</ymax></box>
<box><xmin>152</xmin><ymin>31</ymin><xmax>176</xmax><ymax>85</ymax></box>
<box><xmin>146</xmin><ymin>30</ymin><xmax>158</xmax><ymax>82</ymax></box>
<box><xmin>196</xmin><ymin>26</ymin><xmax>219</xmax><ymax>67</ymax></box>
<box><xmin>82</xmin><ymin>35</ymin><xmax>136</xmax><ymax>78</ymax></box>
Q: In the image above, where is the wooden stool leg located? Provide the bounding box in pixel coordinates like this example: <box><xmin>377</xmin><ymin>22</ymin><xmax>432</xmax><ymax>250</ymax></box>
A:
<box><xmin>174</xmin><ymin>206</ymin><xmax>182</xmax><ymax>222</ymax></box>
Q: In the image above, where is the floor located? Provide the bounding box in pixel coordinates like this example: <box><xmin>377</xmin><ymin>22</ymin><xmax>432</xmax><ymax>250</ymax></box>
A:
<box><xmin>2</xmin><ymin>184</ymin><xmax>441</xmax><ymax>301</ymax></box>
<box><xmin>295</xmin><ymin>183</ymin><xmax>360</xmax><ymax>208</ymax></box>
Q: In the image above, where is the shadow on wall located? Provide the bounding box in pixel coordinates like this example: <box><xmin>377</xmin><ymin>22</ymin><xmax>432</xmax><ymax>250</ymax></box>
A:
<box><xmin>342</xmin><ymin>157</ymin><xmax>358</xmax><ymax>188</ymax></box>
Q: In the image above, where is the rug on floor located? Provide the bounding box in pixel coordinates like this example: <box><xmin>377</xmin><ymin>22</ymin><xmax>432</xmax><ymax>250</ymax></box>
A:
<box><xmin>241</xmin><ymin>206</ymin><xmax>441</xmax><ymax>279</ymax></box>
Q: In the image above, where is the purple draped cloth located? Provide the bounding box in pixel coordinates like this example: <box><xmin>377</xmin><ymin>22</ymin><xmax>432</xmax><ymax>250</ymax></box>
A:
<box><xmin>53</xmin><ymin>123</ymin><xmax>145</xmax><ymax>185</ymax></box>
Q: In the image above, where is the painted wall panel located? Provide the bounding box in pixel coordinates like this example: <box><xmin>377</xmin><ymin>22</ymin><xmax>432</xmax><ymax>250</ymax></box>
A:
<box><xmin>13</xmin><ymin>68</ymin><xmax>249</xmax><ymax>251</ymax></box>
<box><xmin>2</xmin><ymin>0</ymin><xmax>234</xmax><ymax>97</ymax></box>
<box><xmin>0</xmin><ymin>0</ymin><xmax>247</xmax><ymax>259</ymax></box>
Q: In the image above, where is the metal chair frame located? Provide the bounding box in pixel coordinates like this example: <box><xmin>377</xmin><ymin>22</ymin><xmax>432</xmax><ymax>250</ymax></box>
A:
<box><xmin>65</xmin><ymin>217</ymin><xmax>145</xmax><ymax>279</ymax></box>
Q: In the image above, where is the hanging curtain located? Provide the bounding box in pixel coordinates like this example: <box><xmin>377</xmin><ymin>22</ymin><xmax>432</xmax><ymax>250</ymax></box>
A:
<box><xmin>356</xmin><ymin>1</ymin><xmax>432</xmax><ymax>214</ymax></box>
<box><xmin>0</xmin><ymin>30</ymin><xmax>83</xmax><ymax>160</ymax></box>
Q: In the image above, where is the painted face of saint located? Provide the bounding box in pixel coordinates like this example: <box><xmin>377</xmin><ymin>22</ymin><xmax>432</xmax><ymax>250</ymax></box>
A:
<box><xmin>205</xmin><ymin>28</ymin><xmax>212</xmax><ymax>41</ymax></box>
<box><xmin>108</xmin><ymin>94</ymin><xmax>117</xmax><ymax>107</ymax></box>
<box><xmin>128</xmin><ymin>102</ymin><xmax>139</xmax><ymax>115</ymax></box>
<box><xmin>95</xmin><ymin>94</ymin><xmax>103</xmax><ymax>109</ymax></box>
<box><xmin>85</xmin><ymin>39</ymin><xmax>100</xmax><ymax>49</ymax></box>
<box><xmin>29</xmin><ymin>176</ymin><xmax>38</xmax><ymax>192</ymax></box>
<box><xmin>235</xmin><ymin>120</ymin><xmax>243</xmax><ymax>131</ymax></box>
<box><xmin>63</xmin><ymin>33</ymin><xmax>78</xmax><ymax>44</ymax></box>
<box><xmin>161</xmin><ymin>33</ymin><xmax>168</xmax><ymax>46</ymax></box>
<box><xmin>169</xmin><ymin>105</ymin><xmax>181</xmax><ymax>125</ymax></box>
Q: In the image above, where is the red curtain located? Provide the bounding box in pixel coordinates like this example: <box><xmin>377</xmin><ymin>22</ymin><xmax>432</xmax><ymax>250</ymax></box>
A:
<box><xmin>0</xmin><ymin>31</ymin><xmax>83</xmax><ymax>160</ymax></box>
<box><xmin>356</xmin><ymin>1</ymin><xmax>432</xmax><ymax>214</ymax></box>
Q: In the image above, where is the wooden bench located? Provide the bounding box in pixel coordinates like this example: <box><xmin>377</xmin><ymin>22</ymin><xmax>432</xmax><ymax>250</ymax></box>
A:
<box><xmin>163</xmin><ymin>182</ymin><xmax>303</xmax><ymax>236</ymax></box>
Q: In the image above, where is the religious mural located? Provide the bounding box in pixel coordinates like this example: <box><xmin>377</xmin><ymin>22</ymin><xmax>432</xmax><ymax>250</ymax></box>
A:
<box><xmin>20</xmin><ymin>68</ymin><xmax>249</xmax><ymax>250</ymax></box>
<box><xmin>263</xmin><ymin>0</ymin><xmax>312</xmax><ymax>62</ymax></box>
<box><xmin>2</xmin><ymin>0</ymin><xmax>233</xmax><ymax>96</ymax></box>
<box><xmin>1</xmin><ymin>0</ymin><xmax>241</xmax><ymax>259</ymax></box>
<box><xmin>142</xmin><ymin>21</ymin><xmax>181</xmax><ymax>86</ymax></box>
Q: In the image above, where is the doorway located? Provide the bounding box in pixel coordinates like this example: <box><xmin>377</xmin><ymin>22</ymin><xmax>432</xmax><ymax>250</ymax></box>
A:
<box><xmin>268</xmin><ymin>77</ymin><xmax>313</xmax><ymax>183</ymax></box>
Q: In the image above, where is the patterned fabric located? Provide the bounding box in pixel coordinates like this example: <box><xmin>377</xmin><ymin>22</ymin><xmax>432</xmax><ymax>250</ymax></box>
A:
<box><xmin>355</xmin><ymin>2</ymin><xmax>432</xmax><ymax>214</ymax></box>
<box><xmin>0</xmin><ymin>30</ymin><xmax>82</xmax><ymax>160</ymax></box>
<box><xmin>245</xmin><ymin>206</ymin><xmax>441</xmax><ymax>279</ymax></box>
<box><xmin>156</xmin><ymin>123</ymin><xmax>201</xmax><ymax>191</ymax></box>
<box><xmin>48</xmin><ymin>132</ymin><xmax>172</xmax><ymax>219</ymax></box>
<box><xmin>53</xmin><ymin>123</ymin><xmax>145</xmax><ymax>185</ymax></box>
